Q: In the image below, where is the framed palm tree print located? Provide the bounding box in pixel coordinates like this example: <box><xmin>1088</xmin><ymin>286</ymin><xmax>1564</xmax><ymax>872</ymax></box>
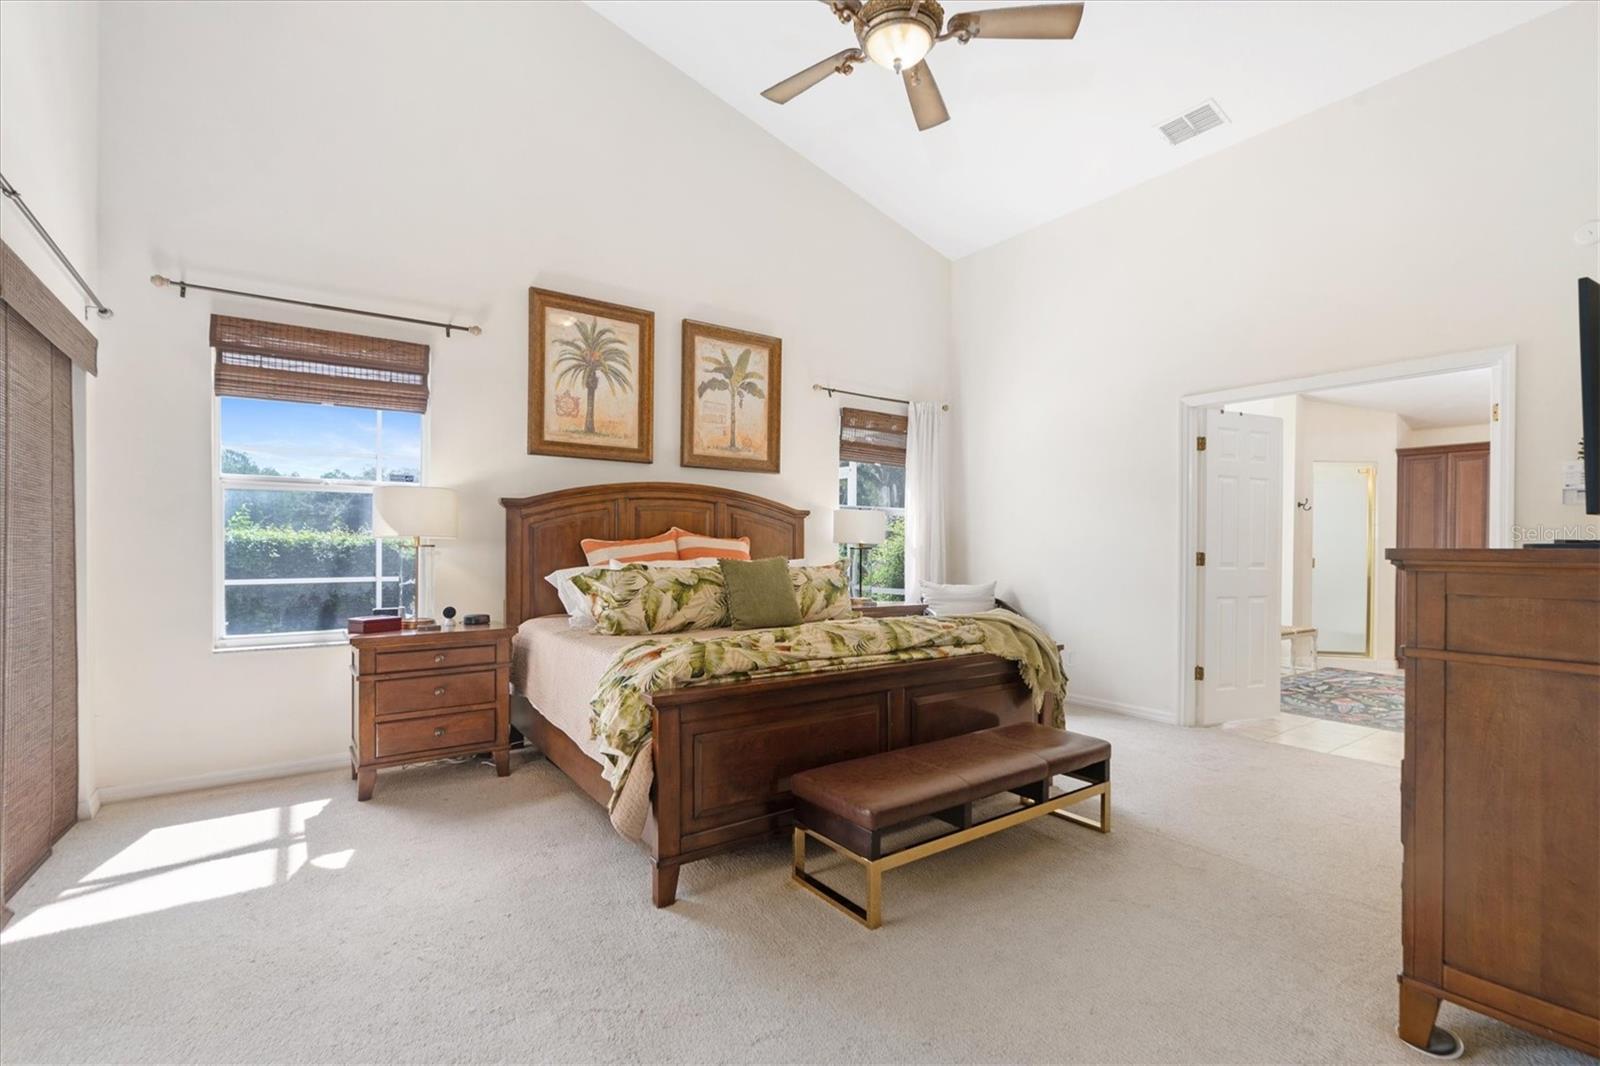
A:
<box><xmin>529</xmin><ymin>288</ymin><xmax>654</xmax><ymax>463</ymax></box>
<box><xmin>681</xmin><ymin>319</ymin><xmax>781</xmax><ymax>474</ymax></box>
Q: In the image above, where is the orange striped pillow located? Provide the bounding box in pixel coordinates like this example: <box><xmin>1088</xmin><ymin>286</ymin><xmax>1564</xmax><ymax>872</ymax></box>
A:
<box><xmin>672</xmin><ymin>527</ymin><xmax>752</xmax><ymax>561</ymax></box>
<box><xmin>579</xmin><ymin>530</ymin><xmax>680</xmax><ymax>566</ymax></box>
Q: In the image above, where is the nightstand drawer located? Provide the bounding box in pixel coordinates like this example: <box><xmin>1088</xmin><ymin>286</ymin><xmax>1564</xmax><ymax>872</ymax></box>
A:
<box><xmin>375</xmin><ymin>669</ymin><xmax>497</xmax><ymax>716</ymax></box>
<box><xmin>376</xmin><ymin>707</ymin><xmax>496</xmax><ymax>759</ymax></box>
<box><xmin>375</xmin><ymin>644</ymin><xmax>497</xmax><ymax>675</ymax></box>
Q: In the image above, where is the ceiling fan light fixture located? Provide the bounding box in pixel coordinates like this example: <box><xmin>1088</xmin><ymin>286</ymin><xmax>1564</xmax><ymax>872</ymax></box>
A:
<box><xmin>865</xmin><ymin>18</ymin><xmax>933</xmax><ymax>71</ymax></box>
<box><xmin>858</xmin><ymin>0</ymin><xmax>944</xmax><ymax>72</ymax></box>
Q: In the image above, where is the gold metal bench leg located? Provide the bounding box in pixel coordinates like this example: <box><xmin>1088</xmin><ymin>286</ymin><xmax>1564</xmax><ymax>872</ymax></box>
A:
<box><xmin>865</xmin><ymin>865</ymin><xmax>883</xmax><ymax>930</ymax></box>
<box><xmin>1047</xmin><ymin>782</ymin><xmax>1111</xmax><ymax>833</ymax></box>
<box><xmin>792</xmin><ymin>826</ymin><xmax>881</xmax><ymax>929</ymax></box>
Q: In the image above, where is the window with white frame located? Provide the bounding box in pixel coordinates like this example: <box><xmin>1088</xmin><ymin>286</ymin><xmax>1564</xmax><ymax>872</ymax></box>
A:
<box><xmin>837</xmin><ymin>407</ymin><xmax>907</xmax><ymax>602</ymax></box>
<box><xmin>211</xmin><ymin>316</ymin><xmax>430</xmax><ymax>646</ymax></box>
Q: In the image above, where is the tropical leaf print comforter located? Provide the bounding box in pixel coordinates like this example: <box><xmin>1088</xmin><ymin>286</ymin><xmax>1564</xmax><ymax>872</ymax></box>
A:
<box><xmin>589</xmin><ymin>609</ymin><xmax>1068</xmax><ymax>828</ymax></box>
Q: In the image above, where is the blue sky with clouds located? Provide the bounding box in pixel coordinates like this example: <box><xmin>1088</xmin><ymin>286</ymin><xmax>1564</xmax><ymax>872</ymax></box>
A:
<box><xmin>220</xmin><ymin>398</ymin><xmax>421</xmax><ymax>480</ymax></box>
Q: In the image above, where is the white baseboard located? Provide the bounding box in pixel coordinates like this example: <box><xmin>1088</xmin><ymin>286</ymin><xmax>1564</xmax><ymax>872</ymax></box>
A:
<box><xmin>78</xmin><ymin>790</ymin><xmax>102</xmax><ymax>820</ymax></box>
<box><xmin>95</xmin><ymin>753</ymin><xmax>348</xmax><ymax>807</ymax></box>
<box><xmin>1067</xmin><ymin>693</ymin><xmax>1177</xmax><ymax>724</ymax></box>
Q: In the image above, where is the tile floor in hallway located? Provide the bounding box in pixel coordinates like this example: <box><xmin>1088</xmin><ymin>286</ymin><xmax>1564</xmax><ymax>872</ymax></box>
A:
<box><xmin>1220</xmin><ymin>659</ymin><xmax>1405</xmax><ymax>766</ymax></box>
<box><xmin>1220</xmin><ymin>711</ymin><xmax>1403</xmax><ymax>765</ymax></box>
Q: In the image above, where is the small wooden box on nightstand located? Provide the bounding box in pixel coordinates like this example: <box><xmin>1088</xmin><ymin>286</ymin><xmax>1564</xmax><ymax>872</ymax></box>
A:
<box><xmin>348</xmin><ymin>625</ymin><xmax>514</xmax><ymax>800</ymax></box>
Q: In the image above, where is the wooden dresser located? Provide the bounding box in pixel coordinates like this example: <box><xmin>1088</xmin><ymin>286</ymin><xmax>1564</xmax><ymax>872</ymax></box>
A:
<box><xmin>349</xmin><ymin>625</ymin><xmax>513</xmax><ymax>800</ymax></box>
<box><xmin>1389</xmin><ymin>548</ymin><xmax>1598</xmax><ymax>1058</ymax></box>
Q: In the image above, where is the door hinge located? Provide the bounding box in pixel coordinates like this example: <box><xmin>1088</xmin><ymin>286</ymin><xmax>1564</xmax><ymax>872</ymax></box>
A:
<box><xmin>1195</xmin><ymin>551</ymin><xmax>1206</xmax><ymax>566</ymax></box>
<box><xmin>1194</xmin><ymin>665</ymin><xmax>1205</xmax><ymax>681</ymax></box>
<box><xmin>1196</xmin><ymin>435</ymin><xmax>1207</xmax><ymax>451</ymax></box>
<box><xmin>1492</xmin><ymin>402</ymin><xmax>1500</xmax><ymax>422</ymax></box>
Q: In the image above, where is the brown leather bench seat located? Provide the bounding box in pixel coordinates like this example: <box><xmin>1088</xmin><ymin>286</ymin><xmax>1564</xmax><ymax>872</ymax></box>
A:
<box><xmin>789</xmin><ymin>723</ymin><xmax>1112</xmax><ymax>928</ymax></box>
<box><xmin>794</xmin><ymin>723</ymin><xmax>1110</xmax><ymax>831</ymax></box>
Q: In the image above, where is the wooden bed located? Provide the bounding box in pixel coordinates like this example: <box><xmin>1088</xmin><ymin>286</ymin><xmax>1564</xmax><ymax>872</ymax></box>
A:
<box><xmin>502</xmin><ymin>481</ymin><xmax>1047</xmax><ymax>907</ymax></box>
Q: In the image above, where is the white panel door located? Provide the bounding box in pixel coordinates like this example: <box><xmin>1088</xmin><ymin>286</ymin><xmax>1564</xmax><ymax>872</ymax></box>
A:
<box><xmin>1200</xmin><ymin>409</ymin><xmax>1283</xmax><ymax>725</ymax></box>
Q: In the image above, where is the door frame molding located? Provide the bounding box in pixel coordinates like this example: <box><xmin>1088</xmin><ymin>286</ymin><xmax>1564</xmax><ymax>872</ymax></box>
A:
<box><xmin>1175</xmin><ymin>345</ymin><xmax>1516</xmax><ymax>727</ymax></box>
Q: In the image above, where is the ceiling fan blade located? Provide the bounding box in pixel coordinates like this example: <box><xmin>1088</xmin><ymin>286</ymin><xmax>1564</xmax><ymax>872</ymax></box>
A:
<box><xmin>902</xmin><ymin>60</ymin><xmax>949</xmax><ymax>131</ymax></box>
<box><xmin>947</xmin><ymin>2</ymin><xmax>1084</xmax><ymax>40</ymax></box>
<box><xmin>761</xmin><ymin>48</ymin><xmax>861</xmax><ymax>104</ymax></box>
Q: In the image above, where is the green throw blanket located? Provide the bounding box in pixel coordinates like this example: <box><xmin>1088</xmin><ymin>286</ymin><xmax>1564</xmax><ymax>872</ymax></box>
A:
<box><xmin>589</xmin><ymin>609</ymin><xmax>1068</xmax><ymax>799</ymax></box>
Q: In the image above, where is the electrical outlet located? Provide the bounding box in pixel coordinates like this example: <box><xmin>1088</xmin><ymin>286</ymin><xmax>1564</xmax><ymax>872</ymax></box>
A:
<box><xmin>1062</xmin><ymin>649</ymin><xmax>1074</xmax><ymax>668</ymax></box>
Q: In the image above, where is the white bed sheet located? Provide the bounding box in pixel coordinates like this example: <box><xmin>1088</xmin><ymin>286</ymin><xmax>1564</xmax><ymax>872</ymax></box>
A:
<box><xmin>511</xmin><ymin>616</ymin><xmax>740</xmax><ymax>765</ymax></box>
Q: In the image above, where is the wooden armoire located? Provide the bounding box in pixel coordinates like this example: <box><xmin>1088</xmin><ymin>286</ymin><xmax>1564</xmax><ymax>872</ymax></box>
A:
<box><xmin>1389</xmin><ymin>548</ymin><xmax>1599</xmax><ymax>1058</ymax></box>
<box><xmin>1393</xmin><ymin>442</ymin><xmax>1489</xmax><ymax>657</ymax></box>
<box><xmin>0</xmin><ymin>240</ymin><xmax>95</xmax><ymax>924</ymax></box>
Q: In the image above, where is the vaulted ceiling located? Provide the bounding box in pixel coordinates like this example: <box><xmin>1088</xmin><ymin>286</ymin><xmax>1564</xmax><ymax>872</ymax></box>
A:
<box><xmin>589</xmin><ymin>0</ymin><xmax>1567</xmax><ymax>258</ymax></box>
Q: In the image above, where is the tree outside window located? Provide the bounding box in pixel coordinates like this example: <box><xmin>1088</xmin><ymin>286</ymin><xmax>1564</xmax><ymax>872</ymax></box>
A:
<box><xmin>838</xmin><ymin>461</ymin><xmax>905</xmax><ymax>601</ymax></box>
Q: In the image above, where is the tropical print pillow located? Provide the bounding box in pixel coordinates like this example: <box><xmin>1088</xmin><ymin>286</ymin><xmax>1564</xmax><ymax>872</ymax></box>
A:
<box><xmin>570</xmin><ymin>564</ymin><xmax>729</xmax><ymax>636</ymax></box>
<box><xmin>790</xmin><ymin>562</ymin><xmax>855</xmax><ymax>622</ymax></box>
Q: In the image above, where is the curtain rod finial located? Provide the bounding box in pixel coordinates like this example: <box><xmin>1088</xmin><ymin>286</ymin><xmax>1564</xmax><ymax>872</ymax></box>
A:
<box><xmin>150</xmin><ymin>274</ymin><xmax>170</xmax><ymax>288</ymax></box>
<box><xmin>468</xmin><ymin>325</ymin><xmax>482</xmax><ymax>337</ymax></box>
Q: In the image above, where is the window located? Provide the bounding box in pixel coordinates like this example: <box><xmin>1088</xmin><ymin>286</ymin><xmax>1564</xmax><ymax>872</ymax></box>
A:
<box><xmin>838</xmin><ymin>407</ymin><xmax>907</xmax><ymax>602</ymax></box>
<box><xmin>212</xmin><ymin>316</ymin><xmax>430</xmax><ymax>647</ymax></box>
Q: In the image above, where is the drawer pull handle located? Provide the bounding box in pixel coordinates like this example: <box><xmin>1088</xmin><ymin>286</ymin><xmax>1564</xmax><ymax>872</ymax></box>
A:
<box><xmin>433</xmin><ymin>726</ymin><xmax>446</xmax><ymax>737</ymax></box>
<box><xmin>433</xmin><ymin>686</ymin><xmax>446</xmax><ymax>696</ymax></box>
<box><xmin>433</xmin><ymin>653</ymin><xmax>446</xmax><ymax>663</ymax></box>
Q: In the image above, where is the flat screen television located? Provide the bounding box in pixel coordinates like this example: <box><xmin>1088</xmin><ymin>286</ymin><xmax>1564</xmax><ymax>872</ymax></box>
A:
<box><xmin>1581</xmin><ymin>276</ymin><xmax>1599</xmax><ymax>516</ymax></box>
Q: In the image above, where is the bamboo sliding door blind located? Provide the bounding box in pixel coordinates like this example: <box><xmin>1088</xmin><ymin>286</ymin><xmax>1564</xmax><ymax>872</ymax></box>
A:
<box><xmin>0</xmin><ymin>241</ymin><xmax>95</xmax><ymax>908</ymax></box>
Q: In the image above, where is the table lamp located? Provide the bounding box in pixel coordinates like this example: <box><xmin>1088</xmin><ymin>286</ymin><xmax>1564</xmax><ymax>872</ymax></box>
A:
<box><xmin>373</xmin><ymin>485</ymin><xmax>458</xmax><ymax>628</ymax></box>
<box><xmin>833</xmin><ymin>507</ymin><xmax>888</xmax><ymax>601</ymax></box>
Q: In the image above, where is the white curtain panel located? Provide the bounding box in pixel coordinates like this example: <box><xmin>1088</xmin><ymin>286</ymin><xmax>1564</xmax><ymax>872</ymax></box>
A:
<box><xmin>904</xmin><ymin>401</ymin><xmax>947</xmax><ymax>601</ymax></box>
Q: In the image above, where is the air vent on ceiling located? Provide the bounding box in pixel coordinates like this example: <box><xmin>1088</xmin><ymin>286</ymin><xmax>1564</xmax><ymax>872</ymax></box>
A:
<box><xmin>1157</xmin><ymin>100</ymin><xmax>1229</xmax><ymax>147</ymax></box>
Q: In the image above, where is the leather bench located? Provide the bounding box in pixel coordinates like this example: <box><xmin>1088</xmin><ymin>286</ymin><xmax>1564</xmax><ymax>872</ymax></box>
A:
<box><xmin>789</xmin><ymin>722</ymin><xmax>1112</xmax><ymax>928</ymax></box>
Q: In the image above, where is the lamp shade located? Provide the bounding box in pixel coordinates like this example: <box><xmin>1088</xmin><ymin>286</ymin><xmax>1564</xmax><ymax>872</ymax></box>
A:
<box><xmin>372</xmin><ymin>485</ymin><xmax>458</xmax><ymax>539</ymax></box>
<box><xmin>833</xmin><ymin>508</ymin><xmax>887</xmax><ymax>546</ymax></box>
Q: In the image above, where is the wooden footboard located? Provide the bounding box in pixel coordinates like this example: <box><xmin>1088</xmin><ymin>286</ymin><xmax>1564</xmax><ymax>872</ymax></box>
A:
<box><xmin>643</xmin><ymin>653</ymin><xmax>1046</xmax><ymax>906</ymax></box>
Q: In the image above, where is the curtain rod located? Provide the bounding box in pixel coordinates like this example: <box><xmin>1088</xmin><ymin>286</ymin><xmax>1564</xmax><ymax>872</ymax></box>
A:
<box><xmin>0</xmin><ymin>171</ymin><xmax>113</xmax><ymax>320</ymax></box>
<box><xmin>149</xmin><ymin>274</ymin><xmax>482</xmax><ymax>338</ymax></box>
<box><xmin>813</xmin><ymin>383</ymin><xmax>949</xmax><ymax>412</ymax></box>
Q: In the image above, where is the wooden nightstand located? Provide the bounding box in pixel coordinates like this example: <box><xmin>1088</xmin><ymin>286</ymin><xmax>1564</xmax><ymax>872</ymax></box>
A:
<box><xmin>348</xmin><ymin>625</ymin><xmax>513</xmax><ymax>801</ymax></box>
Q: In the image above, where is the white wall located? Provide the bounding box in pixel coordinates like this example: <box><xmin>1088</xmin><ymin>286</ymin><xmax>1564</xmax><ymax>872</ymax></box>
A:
<box><xmin>89</xmin><ymin>2</ymin><xmax>950</xmax><ymax>794</ymax></box>
<box><xmin>1399</xmin><ymin>422</ymin><xmax>1492</xmax><ymax>448</ymax></box>
<box><xmin>949</xmin><ymin>3</ymin><xmax>1599</xmax><ymax>720</ymax></box>
<box><xmin>0</xmin><ymin>0</ymin><xmax>100</xmax><ymax>813</ymax></box>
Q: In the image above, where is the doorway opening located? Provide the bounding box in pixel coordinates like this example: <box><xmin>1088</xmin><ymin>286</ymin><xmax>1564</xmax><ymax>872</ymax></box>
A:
<box><xmin>1176</xmin><ymin>346</ymin><xmax>1515</xmax><ymax>763</ymax></box>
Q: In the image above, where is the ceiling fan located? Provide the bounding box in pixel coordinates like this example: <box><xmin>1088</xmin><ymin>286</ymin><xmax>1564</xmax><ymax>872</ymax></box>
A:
<box><xmin>760</xmin><ymin>0</ymin><xmax>1084</xmax><ymax>131</ymax></box>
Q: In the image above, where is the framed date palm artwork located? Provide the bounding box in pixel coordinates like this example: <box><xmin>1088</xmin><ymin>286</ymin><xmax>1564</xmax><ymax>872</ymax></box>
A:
<box><xmin>680</xmin><ymin>319</ymin><xmax>781</xmax><ymax>474</ymax></box>
<box><xmin>528</xmin><ymin>287</ymin><xmax>654</xmax><ymax>463</ymax></box>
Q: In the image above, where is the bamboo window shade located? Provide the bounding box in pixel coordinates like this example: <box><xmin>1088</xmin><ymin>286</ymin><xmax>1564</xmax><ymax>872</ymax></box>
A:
<box><xmin>211</xmin><ymin>315</ymin><xmax>430</xmax><ymax>413</ymax></box>
<box><xmin>839</xmin><ymin>407</ymin><xmax>908</xmax><ymax>466</ymax></box>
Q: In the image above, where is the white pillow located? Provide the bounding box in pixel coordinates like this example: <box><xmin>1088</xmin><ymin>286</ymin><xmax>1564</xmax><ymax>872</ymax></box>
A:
<box><xmin>545</xmin><ymin>564</ymin><xmax>605</xmax><ymax>627</ymax></box>
<box><xmin>920</xmin><ymin>580</ymin><xmax>996</xmax><ymax>616</ymax></box>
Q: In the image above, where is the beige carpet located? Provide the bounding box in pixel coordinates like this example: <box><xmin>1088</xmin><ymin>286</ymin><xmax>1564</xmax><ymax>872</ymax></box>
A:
<box><xmin>0</xmin><ymin>708</ymin><xmax>1587</xmax><ymax>1064</ymax></box>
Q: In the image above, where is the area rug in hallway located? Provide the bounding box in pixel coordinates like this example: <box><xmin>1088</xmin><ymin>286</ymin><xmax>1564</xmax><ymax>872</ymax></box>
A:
<box><xmin>1281</xmin><ymin>667</ymin><xmax>1404</xmax><ymax>731</ymax></box>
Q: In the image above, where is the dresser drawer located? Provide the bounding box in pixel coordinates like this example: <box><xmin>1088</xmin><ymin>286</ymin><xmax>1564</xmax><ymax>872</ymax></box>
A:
<box><xmin>375</xmin><ymin>644</ymin><xmax>497</xmax><ymax>675</ymax></box>
<box><xmin>375</xmin><ymin>707</ymin><xmax>496</xmax><ymax>759</ymax></box>
<box><xmin>375</xmin><ymin>669</ymin><xmax>497</xmax><ymax>716</ymax></box>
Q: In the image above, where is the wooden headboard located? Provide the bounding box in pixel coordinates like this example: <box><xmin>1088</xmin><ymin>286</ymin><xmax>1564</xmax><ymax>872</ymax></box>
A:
<box><xmin>501</xmin><ymin>482</ymin><xmax>810</xmax><ymax>626</ymax></box>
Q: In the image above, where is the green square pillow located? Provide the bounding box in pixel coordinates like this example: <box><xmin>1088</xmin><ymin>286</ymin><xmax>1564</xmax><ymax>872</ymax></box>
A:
<box><xmin>719</xmin><ymin>557</ymin><xmax>802</xmax><ymax>629</ymax></box>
